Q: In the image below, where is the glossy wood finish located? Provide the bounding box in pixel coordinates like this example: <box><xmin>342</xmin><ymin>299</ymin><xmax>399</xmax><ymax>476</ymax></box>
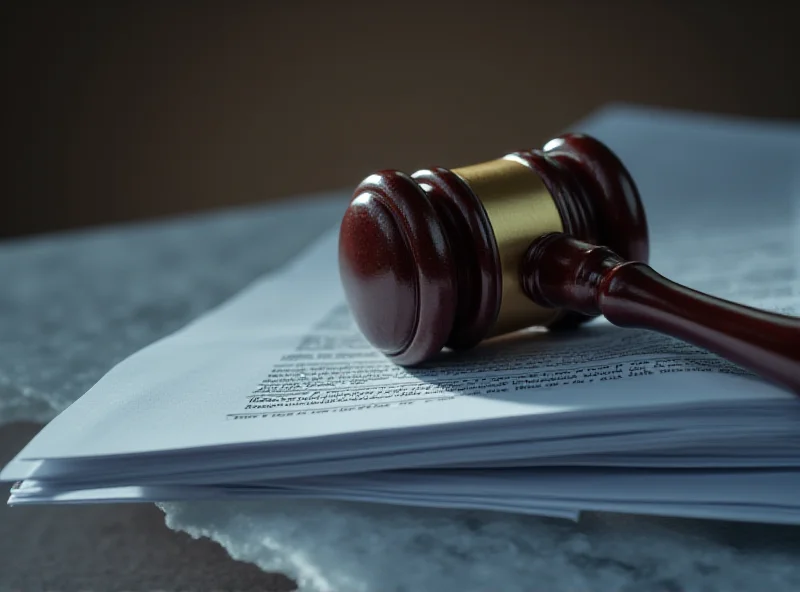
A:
<box><xmin>339</xmin><ymin>133</ymin><xmax>648</xmax><ymax>365</ymax></box>
<box><xmin>411</xmin><ymin>168</ymin><xmax>501</xmax><ymax>350</ymax></box>
<box><xmin>339</xmin><ymin>133</ymin><xmax>800</xmax><ymax>393</ymax></box>
<box><xmin>522</xmin><ymin>233</ymin><xmax>800</xmax><ymax>394</ymax></box>
<box><xmin>339</xmin><ymin>170</ymin><xmax>457</xmax><ymax>365</ymax></box>
<box><xmin>509</xmin><ymin>134</ymin><xmax>649</xmax><ymax>330</ymax></box>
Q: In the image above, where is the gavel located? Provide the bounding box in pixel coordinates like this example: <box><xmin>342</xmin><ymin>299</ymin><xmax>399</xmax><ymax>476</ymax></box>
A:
<box><xmin>338</xmin><ymin>134</ymin><xmax>800</xmax><ymax>395</ymax></box>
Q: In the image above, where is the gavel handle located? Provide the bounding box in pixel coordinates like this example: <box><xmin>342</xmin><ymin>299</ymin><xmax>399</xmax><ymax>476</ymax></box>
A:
<box><xmin>522</xmin><ymin>233</ymin><xmax>800</xmax><ymax>395</ymax></box>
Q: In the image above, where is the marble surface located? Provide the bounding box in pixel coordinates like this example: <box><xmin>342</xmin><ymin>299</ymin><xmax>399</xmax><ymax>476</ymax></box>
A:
<box><xmin>2</xmin><ymin>105</ymin><xmax>800</xmax><ymax>591</ymax></box>
<box><xmin>0</xmin><ymin>196</ymin><xmax>344</xmax><ymax>591</ymax></box>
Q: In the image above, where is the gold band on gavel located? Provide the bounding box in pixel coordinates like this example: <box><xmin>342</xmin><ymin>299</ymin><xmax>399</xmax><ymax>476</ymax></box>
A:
<box><xmin>453</xmin><ymin>156</ymin><xmax>563</xmax><ymax>337</ymax></box>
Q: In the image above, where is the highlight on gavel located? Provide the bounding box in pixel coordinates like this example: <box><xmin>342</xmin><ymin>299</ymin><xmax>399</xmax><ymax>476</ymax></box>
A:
<box><xmin>337</xmin><ymin>134</ymin><xmax>800</xmax><ymax>395</ymax></box>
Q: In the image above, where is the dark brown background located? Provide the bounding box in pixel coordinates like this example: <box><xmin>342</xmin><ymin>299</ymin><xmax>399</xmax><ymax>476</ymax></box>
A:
<box><xmin>2</xmin><ymin>0</ymin><xmax>799</xmax><ymax>240</ymax></box>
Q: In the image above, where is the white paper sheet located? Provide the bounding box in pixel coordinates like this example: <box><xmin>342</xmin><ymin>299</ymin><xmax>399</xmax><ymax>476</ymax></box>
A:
<box><xmin>3</xmin><ymin>218</ymin><xmax>797</xmax><ymax>478</ymax></box>
<box><xmin>3</xmin><ymin>107</ymin><xmax>799</xmax><ymax>529</ymax></box>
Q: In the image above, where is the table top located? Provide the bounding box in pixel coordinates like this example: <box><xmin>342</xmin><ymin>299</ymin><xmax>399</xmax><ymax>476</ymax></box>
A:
<box><xmin>2</xmin><ymin>104</ymin><xmax>799</xmax><ymax>592</ymax></box>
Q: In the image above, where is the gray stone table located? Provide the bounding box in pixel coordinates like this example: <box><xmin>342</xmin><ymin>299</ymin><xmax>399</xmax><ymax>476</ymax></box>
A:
<box><xmin>2</xmin><ymin>105</ymin><xmax>800</xmax><ymax>592</ymax></box>
<box><xmin>0</xmin><ymin>194</ymin><xmax>346</xmax><ymax>591</ymax></box>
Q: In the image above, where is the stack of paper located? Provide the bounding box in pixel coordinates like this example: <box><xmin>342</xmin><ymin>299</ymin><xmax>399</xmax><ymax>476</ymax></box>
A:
<box><xmin>3</xmin><ymin>211</ymin><xmax>799</xmax><ymax>524</ymax></box>
<box><xmin>4</xmin><ymin>106</ymin><xmax>800</xmax><ymax>525</ymax></box>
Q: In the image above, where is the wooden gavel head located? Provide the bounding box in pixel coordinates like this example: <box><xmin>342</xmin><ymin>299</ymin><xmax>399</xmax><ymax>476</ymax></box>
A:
<box><xmin>338</xmin><ymin>134</ymin><xmax>649</xmax><ymax>365</ymax></box>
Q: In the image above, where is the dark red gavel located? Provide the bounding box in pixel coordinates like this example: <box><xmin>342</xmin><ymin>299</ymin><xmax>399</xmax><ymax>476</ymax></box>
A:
<box><xmin>338</xmin><ymin>134</ymin><xmax>800</xmax><ymax>395</ymax></box>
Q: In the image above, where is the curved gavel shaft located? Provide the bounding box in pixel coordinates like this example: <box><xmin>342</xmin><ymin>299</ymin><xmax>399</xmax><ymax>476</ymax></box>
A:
<box><xmin>522</xmin><ymin>233</ymin><xmax>800</xmax><ymax>395</ymax></box>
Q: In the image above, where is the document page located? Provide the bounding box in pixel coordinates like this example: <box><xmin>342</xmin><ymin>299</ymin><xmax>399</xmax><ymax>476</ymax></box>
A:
<box><xmin>651</xmin><ymin>224</ymin><xmax>799</xmax><ymax>315</ymax></box>
<box><xmin>4</xmin><ymin>219</ymin><xmax>797</xmax><ymax>470</ymax></box>
<box><xmin>236</xmin><ymin>219</ymin><xmax>799</xmax><ymax>420</ymax></box>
